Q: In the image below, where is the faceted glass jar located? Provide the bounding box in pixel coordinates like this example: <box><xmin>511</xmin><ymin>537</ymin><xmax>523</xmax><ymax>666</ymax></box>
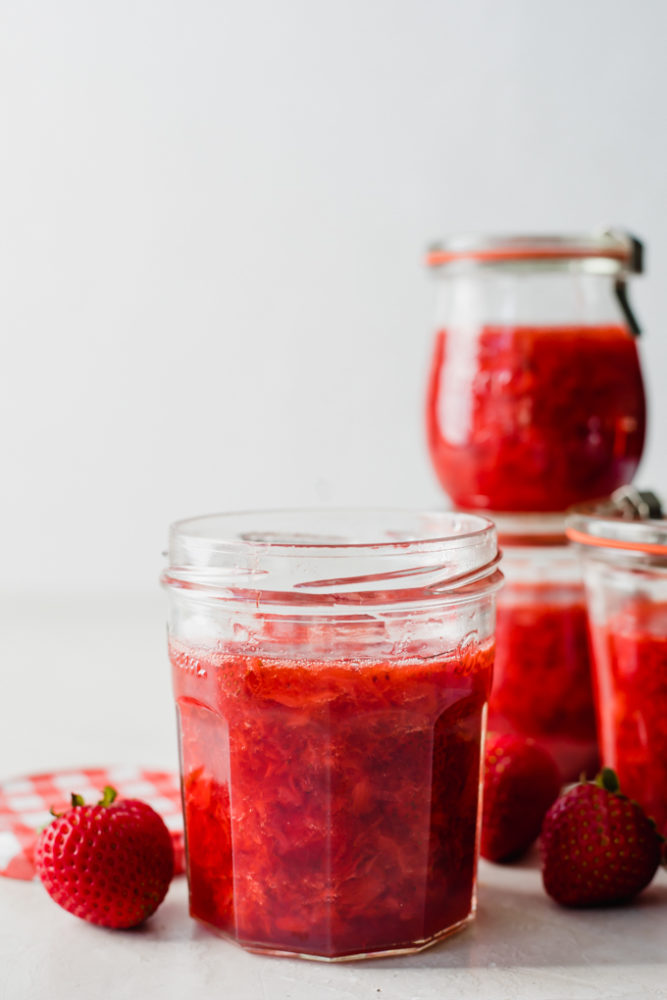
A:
<box><xmin>425</xmin><ymin>232</ymin><xmax>646</xmax><ymax>511</ymax></box>
<box><xmin>162</xmin><ymin>509</ymin><xmax>502</xmax><ymax>961</ymax></box>
<box><xmin>486</xmin><ymin>514</ymin><xmax>599</xmax><ymax>782</ymax></box>
<box><xmin>568</xmin><ymin>507</ymin><xmax>667</xmax><ymax>830</ymax></box>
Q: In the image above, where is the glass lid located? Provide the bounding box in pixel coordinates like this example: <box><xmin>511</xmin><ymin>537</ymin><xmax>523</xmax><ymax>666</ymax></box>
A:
<box><xmin>426</xmin><ymin>229</ymin><xmax>643</xmax><ymax>272</ymax></box>
<box><xmin>566</xmin><ymin>488</ymin><xmax>666</xmax><ymax>558</ymax></box>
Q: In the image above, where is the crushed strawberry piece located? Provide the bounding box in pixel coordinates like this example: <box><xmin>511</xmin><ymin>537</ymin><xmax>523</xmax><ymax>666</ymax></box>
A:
<box><xmin>172</xmin><ymin>640</ymin><xmax>494</xmax><ymax>958</ymax></box>
<box><xmin>589</xmin><ymin>598</ymin><xmax>667</xmax><ymax>829</ymax></box>
<box><xmin>489</xmin><ymin>582</ymin><xmax>598</xmax><ymax>780</ymax></box>
<box><xmin>426</xmin><ymin>324</ymin><xmax>645</xmax><ymax>511</ymax></box>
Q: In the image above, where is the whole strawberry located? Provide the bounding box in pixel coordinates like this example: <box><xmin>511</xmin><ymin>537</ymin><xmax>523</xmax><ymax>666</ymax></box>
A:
<box><xmin>541</xmin><ymin>768</ymin><xmax>662</xmax><ymax>906</ymax></box>
<box><xmin>481</xmin><ymin>733</ymin><xmax>561</xmax><ymax>862</ymax></box>
<box><xmin>35</xmin><ymin>786</ymin><xmax>174</xmax><ymax>928</ymax></box>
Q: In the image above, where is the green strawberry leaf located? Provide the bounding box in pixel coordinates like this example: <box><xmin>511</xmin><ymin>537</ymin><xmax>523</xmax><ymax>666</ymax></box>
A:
<box><xmin>98</xmin><ymin>786</ymin><xmax>118</xmax><ymax>807</ymax></box>
<box><xmin>595</xmin><ymin>768</ymin><xmax>620</xmax><ymax>794</ymax></box>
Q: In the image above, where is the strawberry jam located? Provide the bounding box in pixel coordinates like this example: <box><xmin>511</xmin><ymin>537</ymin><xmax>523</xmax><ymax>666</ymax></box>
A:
<box><xmin>171</xmin><ymin>640</ymin><xmax>494</xmax><ymax>959</ymax></box>
<box><xmin>426</xmin><ymin>324</ymin><xmax>645</xmax><ymax>511</ymax></box>
<box><xmin>488</xmin><ymin>583</ymin><xmax>599</xmax><ymax>781</ymax></box>
<box><xmin>589</xmin><ymin>599</ymin><xmax>667</xmax><ymax>829</ymax></box>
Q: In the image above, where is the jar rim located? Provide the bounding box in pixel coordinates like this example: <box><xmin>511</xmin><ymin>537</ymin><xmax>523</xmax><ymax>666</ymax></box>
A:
<box><xmin>168</xmin><ymin>507</ymin><xmax>495</xmax><ymax>550</ymax></box>
<box><xmin>425</xmin><ymin>229</ymin><xmax>642</xmax><ymax>272</ymax></box>
<box><xmin>163</xmin><ymin>508</ymin><xmax>502</xmax><ymax>607</ymax></box>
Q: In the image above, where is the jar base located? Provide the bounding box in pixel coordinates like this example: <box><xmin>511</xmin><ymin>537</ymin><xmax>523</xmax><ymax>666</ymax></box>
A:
<box><xmin>191</xmin><ymin>907</ymin><xmax>476</xmax><ymax>963</ymax></box>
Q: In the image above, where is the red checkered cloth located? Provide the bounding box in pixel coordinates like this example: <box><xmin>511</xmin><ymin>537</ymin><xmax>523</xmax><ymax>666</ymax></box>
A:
<box><xmin>0</xmin><ymin>766</ymin><xmax>185</xmax><ymax>880</ymax></box>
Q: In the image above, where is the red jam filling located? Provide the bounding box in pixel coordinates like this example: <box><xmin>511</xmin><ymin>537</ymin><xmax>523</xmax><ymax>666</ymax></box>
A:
<box><xmin>488</xmin><ymin>583</ymin><xmax>598</xmax><ymax>781</ymax></box>
<box><xmin>426</xmin><ymin>324</ymin><xmax>645</xmax><ymax>511</ymax></box>
<box><xmin>171</xmin><ymin>640</ymin><xmax>494</xmax><ymax>959</ymax></box>
<box><xmin>590</xmin><ymin>599</ymin><xmax>667</xmax><ymax>830</ymax></box>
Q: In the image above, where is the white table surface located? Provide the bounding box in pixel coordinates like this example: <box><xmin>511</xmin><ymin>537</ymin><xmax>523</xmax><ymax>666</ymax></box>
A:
<box><xmin>2</xmin><ymin>594</ymin><xmax>666</xmax><ymax>1000</ymax></box>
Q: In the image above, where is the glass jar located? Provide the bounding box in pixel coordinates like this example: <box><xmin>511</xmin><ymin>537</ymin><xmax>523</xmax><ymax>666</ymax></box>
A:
<box><xmin>425</xmin><ymin>231</ymin><xmax>646</xmax><ymax>512</ymax></box>
<box><xmin>486</xmin><ymin>513</ymin><xmax>599</xmax><ymax>782</ymax></box>
<box><xmin>162</xmin><ymin>509</ymin><xmax>502</xmax><ymax>961</ymax></box>
<box><xmin>567</xmin><ymin>496</ymin><xmax>667</xmax><ymax>830</ymax></box>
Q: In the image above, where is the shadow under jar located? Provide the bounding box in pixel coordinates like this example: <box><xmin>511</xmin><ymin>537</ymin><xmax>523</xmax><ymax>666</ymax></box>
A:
<box><xmin>425</xmin><ymin>232</ymin><xmax>646</xmax><ymax>512</ymax></box>
<box><xmin>162</xmin><ymin>509</ymin><xmax>502</xmax><ymax>961</ymax></box>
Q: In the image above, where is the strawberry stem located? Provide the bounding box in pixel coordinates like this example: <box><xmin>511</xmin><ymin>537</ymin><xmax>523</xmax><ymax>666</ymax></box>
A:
<box><xmin>98</xmin><ymin>786</ymin><xmax>118</xmax><ymax>807</ymax></box>
<box><xmin>70</xmin><ymin>793</ymin><xmax>85</xmax><ymax>807</ymax></box>
<box><xmin>595</xmin><ymin>767</ymin><xmax>620</xmax><ymax>794</ymax></box>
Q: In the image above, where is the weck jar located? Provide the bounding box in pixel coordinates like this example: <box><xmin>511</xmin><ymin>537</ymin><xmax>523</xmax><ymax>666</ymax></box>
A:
<box><xmin>425</xmin><ymin>231</ymin><xmax>646</xmax><ymax>511</ymax></box>
<box><xmin>567</xmin><ymin>491</ymin><xmax>667</xmax><ymax>831</ymax></box>
<box><xmin>162</xmin><ymin>509</ymin><xmax>502</xmax><ymax>960</ymax></box>
<box><xmin>485</xmin><ymin>513</ymin><xmax>599</xmax><ymax>782</ymax></box>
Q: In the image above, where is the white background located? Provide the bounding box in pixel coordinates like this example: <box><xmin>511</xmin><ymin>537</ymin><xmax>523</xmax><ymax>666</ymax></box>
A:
<box><xmin>2</xmin><ymin>0</ymin><xmax>667</xmax><ymax>598</ymax></box>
